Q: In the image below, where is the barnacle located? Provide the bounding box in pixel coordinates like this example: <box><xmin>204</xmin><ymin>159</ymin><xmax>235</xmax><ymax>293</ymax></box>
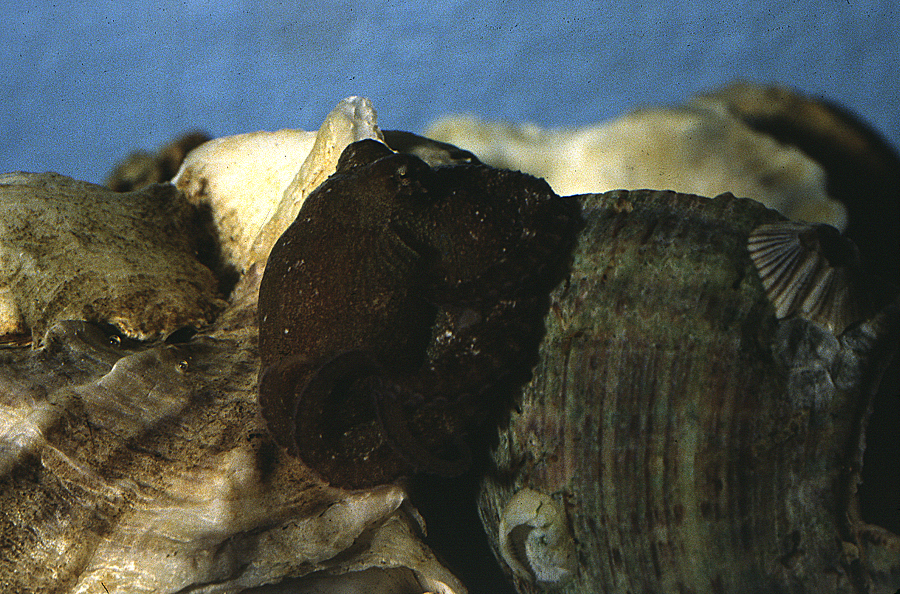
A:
<box><xmin>748</xmin><ymin>221</ymin><xmax>864</xmax><ymax>334</ymax></box>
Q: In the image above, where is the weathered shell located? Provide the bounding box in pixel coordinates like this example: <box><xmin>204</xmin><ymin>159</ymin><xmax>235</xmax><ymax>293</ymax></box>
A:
<box><xmin>0</xmin><ymin>173</ymin><xmax>224</xmax><ymax>343</ymax></box>
<box><xmin>5</xmin><ymin>90</ymin><xmax>895</xmax><ymax>592</ymax></box>
<box><xmin>173</xmin><ymin>96</ymin><xmax>384</xmax><ymax>274</ymax></box>
<box><xmin>425</xmin><ymin>100</ymin><xmax>846</xmax><ymax>229</ymax></box>
<box><xmin>478</xmin><ymin>190</ymin><xmax>899</xmax><ymax>594</ymax></box>
<box><xmin>0</xmin><ymin>319</ymin><xmax>465</xmax><ymax>594</ymax></box>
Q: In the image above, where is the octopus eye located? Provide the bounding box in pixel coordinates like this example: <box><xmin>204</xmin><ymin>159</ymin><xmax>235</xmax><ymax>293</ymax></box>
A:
<box><xmin>389</xmin><ymin>157</ymin><xmax>434</xmax><ymax>200</ymax></box>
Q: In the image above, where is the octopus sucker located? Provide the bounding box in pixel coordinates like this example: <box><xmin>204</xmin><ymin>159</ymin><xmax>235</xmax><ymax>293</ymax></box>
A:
<box><xmin>373</xmin><ymin>383</ymin><xmax>474</xmax><ymax>478</ymax></box>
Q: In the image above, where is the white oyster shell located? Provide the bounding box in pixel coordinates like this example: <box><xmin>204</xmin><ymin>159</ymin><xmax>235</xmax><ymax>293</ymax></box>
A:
<box><xmin>172</xmin><ymin>128</ymin><xmax>318</xmax><ymax>271</ymax></box>
<box><xmin>0</xmin><ymin>319</ymin><xmax>465</xmax><ymax>594</ymax></box>
<box><xmin>173</xmin><ymin>96</ymin><xmax>384</xmax><ymax>273</ymax></box>
<box><xmin>425</xmin><ymin>97</ymin><xmax>846</xmax><ymax>230</ymax></box>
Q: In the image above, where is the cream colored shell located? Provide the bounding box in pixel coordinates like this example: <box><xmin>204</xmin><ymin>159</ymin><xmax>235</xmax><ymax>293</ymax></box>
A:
<box><xmin>172</xmin><ymin>96</ymin><xmax>385</xmax><ymax>273</ymax></box>
<box><xmin>426</xmin><ymin>101</ymin><xmax>846</xmax><ymax>230</ymax></box>
<box><xmin>499</xmin><ymin>488</ymin><xmax>576</xmax><ymax>586</ymax></box>
<box><xmin>0</xmin><ymin>173</ymin><xmax>224</xmax><ymax>342</ymax></box>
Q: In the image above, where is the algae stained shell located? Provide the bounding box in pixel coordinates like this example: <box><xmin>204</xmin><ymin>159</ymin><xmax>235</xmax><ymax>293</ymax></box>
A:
<box><xmin>479</xmin><ymin>190</ymin><xmax>899</xmax><ymax>594</ymax></box>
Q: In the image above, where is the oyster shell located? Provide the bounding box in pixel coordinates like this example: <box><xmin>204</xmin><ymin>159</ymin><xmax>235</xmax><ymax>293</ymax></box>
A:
<box><xmin>173</xmin><ymin>96</ymin><xmax>385</xmax><ymax>274</ymax></box>
<box><xmin>479</xmin><ymin>190</ymin><xmax>899</xmax><ymax>594</ymax></box>
<box><xmin>425</xmin><ymin>95</ymin><xmax>846</xmax><ymax>229</ymax></box>
<box><xmin>0</xmin><ymin>321</ymin><xmax>465</xmax><ymax>594</ymax></box>
<box><xmin>0</xmin><ymin>172</ymin><xmax>224</xmax><ymax>343</ymax></box>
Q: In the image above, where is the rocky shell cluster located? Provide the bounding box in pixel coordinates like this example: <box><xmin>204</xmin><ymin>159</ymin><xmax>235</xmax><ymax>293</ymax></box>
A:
<box><xmin>1</xmin><ymin>87</ymin><xmax>897</xmax><ymax>594</ymax></box>
<box><xmin>0</xmin><ymin>99</ymin><xmax>472</xmax><ymax>594</ymax></box>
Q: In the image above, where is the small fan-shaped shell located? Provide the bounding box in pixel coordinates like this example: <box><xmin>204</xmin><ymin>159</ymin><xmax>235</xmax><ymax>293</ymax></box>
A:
<box><xmin>748</xmin><ymin>221</ymin><xmax>862</xmax><ymax>334</ymax></box>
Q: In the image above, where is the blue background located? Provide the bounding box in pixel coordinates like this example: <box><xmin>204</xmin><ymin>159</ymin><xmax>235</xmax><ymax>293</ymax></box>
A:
<box><xmin>2</xmin><ymin>0</ymin><xmax>898</xmax><ymax>184</ymax></box>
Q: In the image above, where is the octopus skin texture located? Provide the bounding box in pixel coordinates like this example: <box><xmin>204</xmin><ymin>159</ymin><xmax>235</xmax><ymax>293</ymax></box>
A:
<box><xmin>257</xmin><ymin>139</ymin><xmax>579</xmax><ymax>489</ymax></box>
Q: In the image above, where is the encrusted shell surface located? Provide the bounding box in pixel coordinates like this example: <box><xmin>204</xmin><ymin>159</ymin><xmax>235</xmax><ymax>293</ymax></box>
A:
<box><xmin>479</xmin><ymin>190</ymin><xmax>899</xmax><ymax>594</ymax></box>
<box><xmin>0</xmin><ymin>320</ymin><xmax>464</xmax><ymax>593</ymax></box>
<box><xmin>0</xmin><ymin>173</ymin><xmax>224</xmax><ymax>343</ymax></box>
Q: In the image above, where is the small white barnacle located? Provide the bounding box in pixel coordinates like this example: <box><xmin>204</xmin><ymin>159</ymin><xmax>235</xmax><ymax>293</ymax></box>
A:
<box><xmin>748</xmin><ymin>221</ymin><xmax>863</xmax><ymax>334</ymax></box>
<box><xmin>499</xmin><ymin>488</ymin><xmax>576</xmax><ymax>587</ymax></box>
<box><xmin>773</xmin><ymin>317</ymin><xmax>840</xmax><ymax>409</ymax></box>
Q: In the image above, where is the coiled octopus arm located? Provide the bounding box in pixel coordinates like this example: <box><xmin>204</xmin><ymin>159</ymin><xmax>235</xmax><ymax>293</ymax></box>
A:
<box><xmin>258</xmin><ymin>139</ymin><xmax>578</xmax><ymax>489</ymax></box>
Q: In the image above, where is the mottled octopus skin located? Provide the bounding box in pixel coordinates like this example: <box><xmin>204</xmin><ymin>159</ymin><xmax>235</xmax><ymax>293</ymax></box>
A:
<box><xmin>258</xmin><ymin>139</ymin><xmax>579</xmax><ymax>489</ymax></box>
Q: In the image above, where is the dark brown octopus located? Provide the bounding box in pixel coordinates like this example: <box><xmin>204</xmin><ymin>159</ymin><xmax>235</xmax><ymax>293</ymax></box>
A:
<box><xmin>257</xmin><ymin>139</ymin><xmax>578</xmax><ymax>489</ymax></box>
